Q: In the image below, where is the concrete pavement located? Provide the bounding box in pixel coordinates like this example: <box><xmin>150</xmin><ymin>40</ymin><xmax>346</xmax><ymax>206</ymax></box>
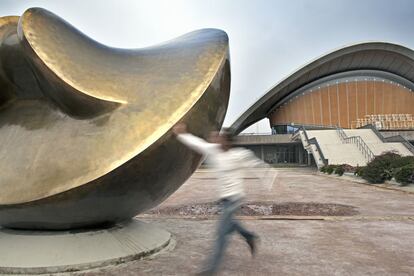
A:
<box><xmin>73</xmin><ymin>168</ymin><xmax>414</xmax><ymax>275</ymax></box>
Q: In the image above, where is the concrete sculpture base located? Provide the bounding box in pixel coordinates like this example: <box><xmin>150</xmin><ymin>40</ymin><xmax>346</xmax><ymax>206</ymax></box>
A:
<box><xmin>0</xmin><ymin>219</ymin><xmax>171</xmax><ymax>274</ymax></box>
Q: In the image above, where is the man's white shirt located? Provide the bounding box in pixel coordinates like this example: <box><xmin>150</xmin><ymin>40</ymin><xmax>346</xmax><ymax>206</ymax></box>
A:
<box><xmin>177</xmin><ymin>133</ymin><xmax>267</xmax><ymax>200</ymax></box>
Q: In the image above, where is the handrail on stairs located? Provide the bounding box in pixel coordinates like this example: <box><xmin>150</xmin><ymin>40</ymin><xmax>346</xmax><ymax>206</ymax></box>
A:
<box><xmin>298</xmin><ymin>126</ymin><xmax>328</xmax><ymax>166</ymax></box>
<box><xmin>361</xmin><ymin>124</ymin><xmax>414</xmax><ymax>155</ymax></box>
<box><xmin>336</xmin><ymin>127</ymin><xmax>375</xmax><ymax>163</ymax></box>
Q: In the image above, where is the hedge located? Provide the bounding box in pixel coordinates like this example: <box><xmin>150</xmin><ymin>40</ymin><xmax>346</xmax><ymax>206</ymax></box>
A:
<box><xmin>320</xmin><ymin>164</ymin><xmax>346</xmax><ymax>176</ymax></box>
<box><xmin>362</xmin><ymin>152</ymin><xmax>401</xmax><ymax>184</ymax></box>
<box><xmin>361</xmin><ymin>152</ymin><xmax>414</xmax><ymax>185</ymax></box>
<box><xmin>394</xmin><ymin>164</ymin><xmax>414</xmax><ymax>186</ymax></box>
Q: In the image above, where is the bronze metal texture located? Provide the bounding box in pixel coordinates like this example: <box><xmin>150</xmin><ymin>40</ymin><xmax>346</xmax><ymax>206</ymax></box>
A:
<box><xmin>0</xmin><ymin>8</ymin><xmax>230</xmax><ymax>229</ymax></box>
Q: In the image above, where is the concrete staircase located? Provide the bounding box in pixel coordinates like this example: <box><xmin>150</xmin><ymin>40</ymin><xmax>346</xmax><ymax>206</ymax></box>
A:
<box><xmin>297</xmin><ymin>129</ymin><xmax>326</xmax><ymax>168</ymax></box>
<box><xmin>298</xmin><ymin>128</ymin><xmax>413</xmax><ymax>167</ymax></box>
<box><xmin>344</xmin><ymin>129</ymin><xmax>412</xmax><ymax>156</ymax></box>
<box><xmin>306</xmin><ymin>130</ymin><xmax>367</xmax><ymax>166</ymax></box>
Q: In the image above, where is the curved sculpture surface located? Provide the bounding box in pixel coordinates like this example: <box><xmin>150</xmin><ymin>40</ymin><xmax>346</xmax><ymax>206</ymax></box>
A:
<box><xmin>0</xmin><ymin>8</ymin><xmax>230</xmax><ymax>229</ymax></box>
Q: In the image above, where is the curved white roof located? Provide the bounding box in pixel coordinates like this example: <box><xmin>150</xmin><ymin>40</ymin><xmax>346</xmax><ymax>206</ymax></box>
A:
<box><xmin>231</xmin><ymin>42</ymin><xmax>414</xmax><ymax>134</ymax></box>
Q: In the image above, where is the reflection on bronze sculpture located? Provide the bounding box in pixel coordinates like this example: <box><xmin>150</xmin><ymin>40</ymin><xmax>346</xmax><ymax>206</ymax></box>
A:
<box><xmin>0</xmin><ymin>8</ymin><xmax>230</xmax><ymax>229</ymax></box>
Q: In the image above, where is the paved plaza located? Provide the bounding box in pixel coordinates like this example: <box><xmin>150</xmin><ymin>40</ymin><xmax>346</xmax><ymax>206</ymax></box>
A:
<box><xmin>76</xmin><ymin>168</ymin><xmax>414</xmax><ymax>275</ymax></box>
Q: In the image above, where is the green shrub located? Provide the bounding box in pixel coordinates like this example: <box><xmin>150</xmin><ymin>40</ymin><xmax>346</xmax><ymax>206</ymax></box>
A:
<box><xmin>362</xmin><ymin>152</ymin><xmax>401</xmax><ymax>184</ymax></box>
<box><xmin>391</xmin><ymin>156</ymin><xmax>414</xmax><ymax>169</ymax></box>
<box><xmin>321</xmin><ymin>164</ymin><xmax>345</xmax><ymax>176</ymax></box>
<box><xmin>326</xmin><ymin>165</ymin><xmax>336</xmax><ymax>174</ymax></box>
<box><xmin>362</xmin><ymin>165</ymin><xmax>385</xmax><ymax>183</ymax></box>
<box><xmin>354</xmin><ymin>166</ymin><xmax>365</xmax><ymax>177</ymax></box>
<box><xmin>334</xmin><ymin>165</ymin><xmax>345</xmax><ymax>176</ymax></box>
<box><xmin>341</xmin><ymin>164</ymin><xmax>354</xmax><ymax>173</ymax></box>
<box><xmin>394</xmin><ymin>164</ymin><xmax>414</xmax><ymax>186</ymax></box>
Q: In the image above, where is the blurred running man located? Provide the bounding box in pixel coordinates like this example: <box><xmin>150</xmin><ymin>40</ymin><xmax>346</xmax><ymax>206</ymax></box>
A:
<box><xmin>173</xmin><ymin>123</ymin><xmax>269</xmax><ymax>275</ymax></box>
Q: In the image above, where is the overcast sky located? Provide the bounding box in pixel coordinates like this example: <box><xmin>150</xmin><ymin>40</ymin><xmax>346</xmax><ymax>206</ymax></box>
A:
<box><xmin>1</xmin><ymin>0</ymin><xmax>414</xmax><ymax>132</ymax></box>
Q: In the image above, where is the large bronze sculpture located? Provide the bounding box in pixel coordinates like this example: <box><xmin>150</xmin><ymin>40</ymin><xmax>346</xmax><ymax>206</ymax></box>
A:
<box><xmin>0</xmin><ymin>8</ymin><xmax>230</xmax><ymax>230</ymax></box>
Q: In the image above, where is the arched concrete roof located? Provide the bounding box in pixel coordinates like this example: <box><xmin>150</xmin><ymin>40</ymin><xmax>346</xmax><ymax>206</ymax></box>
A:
<box><xmin>230</xmin><ymin>42</ymin><xmax>414</xmax><ymax>134</ymax></box>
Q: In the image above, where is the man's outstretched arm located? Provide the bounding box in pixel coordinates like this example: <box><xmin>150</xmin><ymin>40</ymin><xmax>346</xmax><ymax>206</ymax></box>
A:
<box><xmin>173</xmin><ymin>123</ymin><xmax>217</xmax><ymax>156</ymax></box>
<box><xmin>240</xmin><ymin>149</ymin><xmax>277</xmax><ymax>191</ymax></box>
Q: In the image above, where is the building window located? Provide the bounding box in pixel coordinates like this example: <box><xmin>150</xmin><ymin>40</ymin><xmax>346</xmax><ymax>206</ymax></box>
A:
<box><xmin>272</xmin><ymin>124</ymin><xmax>298</xmax><ymax>134</ymax></box>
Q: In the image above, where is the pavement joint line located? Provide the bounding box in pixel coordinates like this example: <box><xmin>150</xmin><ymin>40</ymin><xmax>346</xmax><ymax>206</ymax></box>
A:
<box><xmin>137</xmin><ymin>215</ymin><xmax>414</xmax><ymax>221</ymax></box>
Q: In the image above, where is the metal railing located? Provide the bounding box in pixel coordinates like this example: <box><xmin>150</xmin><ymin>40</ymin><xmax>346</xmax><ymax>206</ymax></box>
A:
<box><xmin>383</xmin><ymin>135</ymin><xmax>414</xmax><ymax>155</ymax></box>
<box><xmin>299</xmin><ymin>126</ymin><xmax>328</xmax><ymax>166</ymax></box>
<box><xmin>336</xmin><ymin>127</ymin><xmax>375</xmax><ymax>162</ymax></box>
<box><xmin>360</xmin><ymin>124</ymin><xmax>386</xmax><ymax>142</ymax></box>
<box><xmin>336</xmin><ymin>127</ymin><xmax>347</xmax><ymax>141</ymax></box>
<box><xmin>291</xmin><ymin>124</ymin><xmax>337</xmax><ymax>137</ymax></box>
<box><xmin>361</xmin><ymin>124</ymin><xmax>414</xmax><ymax>156</ymax></box>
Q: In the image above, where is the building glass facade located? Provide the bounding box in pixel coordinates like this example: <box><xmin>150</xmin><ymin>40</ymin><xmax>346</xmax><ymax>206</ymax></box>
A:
<box><xmin>242</xmin><ymin>143</ymin><xmax>309</xmax><ymax>165</ymax></box>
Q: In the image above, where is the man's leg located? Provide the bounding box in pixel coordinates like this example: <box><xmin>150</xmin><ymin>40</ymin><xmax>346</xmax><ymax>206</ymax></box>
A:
<box><xmin>223</xmin><ymin>198</ymin><xmax>258</xmax><ymax>256</ymax></box>
<box><xmin>233</xmin><ymin>219</ymin><xmax>258</xmax><ymax>255</ymax></box>
<box><xmin>233</xmin><ymin>220</ymin><xmax>255</xmax><ymax>240</ymax></box>
<box><xmin>202</xmin><ymin>200</ymin><xmax>235</xmax><ymax>275</ymax></box>
<box><xmin>228</xmin><ymin>198</ymin><xmax>257</xmax><ymax>244</ymax></box>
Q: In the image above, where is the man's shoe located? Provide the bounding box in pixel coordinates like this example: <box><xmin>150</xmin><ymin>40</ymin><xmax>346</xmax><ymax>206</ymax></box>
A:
<box><xmin>246</xmin><ymin>235</ymin><xmax>259</xmax><ymax>256</ymax></box>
